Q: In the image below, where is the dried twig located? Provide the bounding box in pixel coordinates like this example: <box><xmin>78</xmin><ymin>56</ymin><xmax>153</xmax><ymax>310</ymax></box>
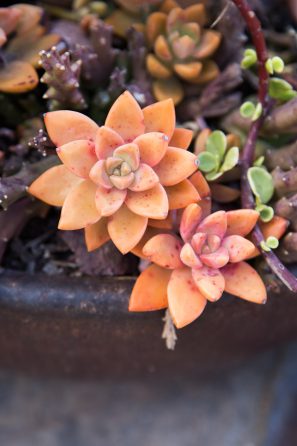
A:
<box><xmin>162</xmin><ymin>309</ymin><xmax>177</xmax><ymax>350</ymax></box>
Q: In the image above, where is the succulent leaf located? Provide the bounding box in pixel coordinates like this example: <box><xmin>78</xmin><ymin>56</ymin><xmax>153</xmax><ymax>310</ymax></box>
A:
<box><xmin>247</xmin><ymin>166</ymin><xmax>274</xmax><ymax>204</ymax></box>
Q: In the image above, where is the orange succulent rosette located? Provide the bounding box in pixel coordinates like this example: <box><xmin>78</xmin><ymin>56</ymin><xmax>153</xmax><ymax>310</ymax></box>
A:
<box><xmin>129</xmin><ymin>204</ymin><xmax>267</xmax><ymax>328</ymax></box>
<box><xmin>29</xmin><ymin>91</ymin><xmax>199</xmax><ymax>254</ymax></box>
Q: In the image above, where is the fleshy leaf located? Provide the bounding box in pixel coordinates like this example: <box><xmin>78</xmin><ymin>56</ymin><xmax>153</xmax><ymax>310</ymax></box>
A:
<box><xmin>28</xmin><ymin>165</ymin><xmax>82</xmax><ymax>206</ymax></box>
<box><xmin>197</xmin><ymin>210</ymin><xmax>227</xmax><ymax>239</ymax></box>
<box><xmin>85</xmin><ymin>218</ymin><xmax>110</xmax><ymax>251</ymax></box>
<box><xmin>107</xmin><ymin>204</ymin><xmax>148</xmax><ymax>254</ymax></box>
<box><xmin>166</xmin><ymin>179</ymin><xmax>200</xmax><ymax>210</ymax></box>
<box><xmin>143</xmin><ymin>234</ymin><xmax>183</xmax><ymax>269</ymax></box>
<box><xmin>206</xmin><ymin>130</ymin><xmax>227</xmax><ymax>161</ymax></box>
<box><xmin>226</xmin><ymin>209</ymin><xmax>259</xmax><ymax>237</ymax></box>
<box><xmin>221</xmin><ymin>235</ymin><xmax>255</xmax><ymax>262</ymax></box>
<box><xmin>95</xmin><ymin>126</ymin><xmax>124</xmax><ymax>160</ymax></box>
<box><xmin>168</xmin><ymin>267</ymin><xmax>207</xmax><ymax>328</ymax></box>
<box><xmin>129</xmin><ymin>163</ymin><xmax>159</xmax><ymax>192</ymax></box>
<box><xmin>220</xmin><ymin>147</ymin><xmax>239</xmax><ymax>173</ymax></box>
<box><xmin>57</xmin><ymin>140</ymin><xmax>97</xmax><ymax>178</ymax></box>
<box><xmin>0</xmin><ymin>61</ymin><xmax>38</xmax><ymax>93</ymax></box>
<box><xmin>105</xmin><ymin>91</ymin><xmax>145</xmax><ymax>142</ymax></box>
<box><xmin>192</xmin><ymin>266</ymin><xmax>225</xmax><ymax>302</ymax></box>
<box><xmin>200</xmin><ymin>246</ymin><xmax>229</xmax><ymax>269</ymax></box>
<box><xmin>154</xmin><ymin>147</ymin><xmax>197</xmax><ymax>186</ymax></box>
<box><xmin>247</xmin><ymin>167</ymin><xmax>274</xmax><ymax>204</ymax></box>
<box><xmin>58</xmin><ymin>180</ymin><xmax>100</xmax><ymax>230</ymax></box>
<box><xmin>170</xmin><ymin>128</ymin><xmax>193</xmax><ymax>149</ymax></box>
<box><xmin>143</xmin><ymin>99</ymin><xmax>175</xmax><ymax>139</ymax></box>
<box><xmin>44</xmin><ymin>110</ymin><xmax>98</xmax><ymax>147</ymax></box>
<box><xmin>222</xmin><ymin>261</ymin><xmax>267</xmax><ymax>304</ymax></box>
<box><xmin>180</xmin><ymin>203</ymin><xmax>202</xmax><ymax>242</ymax></box>
<box><xmin>134</xmin><ymin>132</ymin><xmax>168</xmax><ymax>167</ymax></box>
<box><xmin>95</xmin><ymin>186</ymin><xmax>126</xmax><ymax>217</ymax></box>
<box><xmin>129</xmin><ymin>264</ymin><xmax>171</xmax><ymax>312</ymax></box>
<box><xmin>125</xmin><ymin>184</ymin><xmax>168</xmax><ymax>219</ymax></box>
<box><xmin>198</xmin><ymin>151</ymin><xmax>218</xmax><ymax>173</ymax></box>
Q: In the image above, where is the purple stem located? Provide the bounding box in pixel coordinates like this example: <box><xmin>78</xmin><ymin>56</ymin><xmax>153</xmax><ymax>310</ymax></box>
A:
<box><xmin>232</xmin><ymin>0</ymin><xmax>297</xmax><ymax>292</ymax></box>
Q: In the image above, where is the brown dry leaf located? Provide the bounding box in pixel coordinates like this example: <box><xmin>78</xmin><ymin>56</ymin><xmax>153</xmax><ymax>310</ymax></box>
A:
<box><xmin>0</xmin><ymin>61</ymin><xmax>38</xmax><ymax>93</ymax></box>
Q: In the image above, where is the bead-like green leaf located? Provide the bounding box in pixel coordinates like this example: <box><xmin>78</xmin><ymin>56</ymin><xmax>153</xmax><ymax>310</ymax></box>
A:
<box><xmin>248</xmin><ymin>166</ymin><xmax>274</xmax><ymax>204</ymax></box>
<box><xmin>269</xmin><ymin>78</ymin><xmax>297</xmax><ymax>102</ymax></box>
<box><xmin>241</xmin><ymin>48</ymin><xmax>257</xmax><ymax>69</ymax></box>
<box><xmin>260</xmin><ymin>240</ymin><xmax>271</xmax><ymax>252</ymax></box>
<box><xmin>205</xmin><ymin>130</ymin><xmax>227</xmax><ymax>161</ymax></box>
<box><xmin>240</xmin><ymin>101</ymin><xmax>255</xmax><ymax>118</ymax></box>
<box><xmin>266</xmin><ymin>236</ymin><xmax>279</xmax><ymax>249</ymax></box>
<box><xmin>256</xmin><ymin>204</ymin><xmax>274</xmax><ymax>222</ymax></box>
<box><xmin>198</xmin><ymin>152</ymin><xmax>218</xmax><ymax>173</ymax></box>
<box><xmin>220</xmin><ymin>146</ymin><xmax>239</xmax><ymax>173</ymax></box>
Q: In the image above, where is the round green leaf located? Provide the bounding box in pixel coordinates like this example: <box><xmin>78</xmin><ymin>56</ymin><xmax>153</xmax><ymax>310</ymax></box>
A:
<box><xmin>248</xmin><ymin>166</ymin><xmax>274</xmax><ymax>204</ymax></box>
<box><xmin>266</xmin><ymin>236</ymin><xmax>279</xmax><ymax>249</ymax></box>
<box><xmin>260</xmin><ymin>240</ymin><xmax>271</xmax><ymax>252</ymax></box>
<box><xmin>256</xmin><ymin>204</ymin><xmax>274</xmax><ymax>222</ymax></box>
<box><xmin>220</xmin><ymin>146</ymin><xmax>239</xmax><ymax>173</ymax></box>
<box><xmin>197</xmin><ymin>152</ymin><xmax>218</xmax><ymax>173</ymax></box>
<box><xmin>241</xmin><ymin>48</ymin><xmax>257</xmax><ymax>69</ymax></box>
<box><xmin>240</xmin><ymin>101</ymin><xmax>255</xmax><ymax>118</ymax></box>
<box><xmin>272</xmin><ymin>56</ymin><xmax>284</xmax><ymax>74</ymax></box>
<box><xmin>205</xmin><ymin>130</ymin><xmax>227</xmax><ymax>161</ymax></box>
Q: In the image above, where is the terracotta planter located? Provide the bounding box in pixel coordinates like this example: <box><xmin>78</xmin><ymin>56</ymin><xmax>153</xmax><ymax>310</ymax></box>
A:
<box><xmin>0</xmin><ymin>269</ymin><xmax>297</xmax><ymax>378</ymax></box>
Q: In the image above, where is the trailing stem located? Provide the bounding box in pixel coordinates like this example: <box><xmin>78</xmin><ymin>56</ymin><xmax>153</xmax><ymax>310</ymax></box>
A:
<box><xmin>232</xmin><ymin>0</ymin><xmax>297</xmax><ymax>292</ymax></box>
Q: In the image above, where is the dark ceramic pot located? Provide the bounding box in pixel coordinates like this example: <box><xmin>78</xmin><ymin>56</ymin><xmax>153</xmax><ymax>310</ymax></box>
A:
<box><xmin>0</xmin><ymin>269</ymin><xmax>297</xmax><ymax>378</ymax></box>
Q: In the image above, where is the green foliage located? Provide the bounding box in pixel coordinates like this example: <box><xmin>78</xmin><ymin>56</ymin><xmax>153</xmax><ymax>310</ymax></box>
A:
<box><xmin>240</xmin><ymin>101</ymin><xmax>262</xmax><ymax>121</ymax></box>
<box><xmin>241</xmin><ymin>48</ymin><xmax>257</xmax><ymax>69</ymax></box>
<box><xmin>247</xmin><ymin>166</ymin><xmax>274</xmax><ymax>204</ymax></box>
<box><xmin>253</xmin><ymin>156</ymin><xmax>264</xmax><ymax>167</ymax></box>
<box><xmin>266</xmin><ymin>236</ymin><xmax>279</xmax><ymax>249</ymax></box>
<box><xmin>255</xmin><ymin>203</ymin><xmax>274</xmax><ymax>222</ymax></box>
<box><xmin>260</xmin><ymin>236</ymin><xmax>279</xmax><ymax>252</ymax></box>
<box><xmin>269</xmin><ymin>78</ymin><xmax>297</xmax><ymax>102</ymax></box>
<box><xmin>197</xmin><ymin>130</ymin><xmax>239</xmax><ymax>181</ymax></box>
<box><xmin>265</xmin><ymin>56</ymin><xmax>284</xmax><ymax>75</ymax></box>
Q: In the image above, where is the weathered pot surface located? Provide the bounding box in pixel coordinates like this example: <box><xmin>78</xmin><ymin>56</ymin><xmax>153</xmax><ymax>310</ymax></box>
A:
<box><xmin>0</xmin><ymin>269</ymin><xmax>296</xmax><ymax>378</ymax></box>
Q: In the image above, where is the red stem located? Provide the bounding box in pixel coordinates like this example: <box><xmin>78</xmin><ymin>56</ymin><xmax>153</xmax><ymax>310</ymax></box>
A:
<box><xmin>232</xmin><ymin>0</ymin><xmax>297</xmax><ymax>292</ymax></box>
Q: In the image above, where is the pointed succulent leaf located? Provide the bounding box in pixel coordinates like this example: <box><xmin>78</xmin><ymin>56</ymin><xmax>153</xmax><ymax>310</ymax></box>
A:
<box><xmin>222</xmin><ymin>262</ymin><xmax>267</xmax><ymax>304</ymax></box>
<box><xmin>129</xmin><ymin>264</ymin><xmax>170</xmax><ymax>312</ymax></box>
<box><xmin>166</xmin><ymin>180</ymin><xmax>200</xmax><ymax>210</ymax></box>
<box><xmin>192</xmin><ymin>266</ymin><xmax>225</xmax><ymax>302</ymax></box>
<box><xmin>107</xmin><ymin>204</ymin><xmax>148</xmax><ymax>254</ymax></box>
<box><xmin>226</xmin><ymin>209</ymin><xmax>259</xmax><ymax>236</ymax></box>
<box><xmin>143</xmin><ymin>234</ymin><xmax>183</xmax><ymax>269</ymax></box>
<box><xmin>168</xmin><ymin>267</ymin><xmax>207</xmax><ymax>329</ymax></box>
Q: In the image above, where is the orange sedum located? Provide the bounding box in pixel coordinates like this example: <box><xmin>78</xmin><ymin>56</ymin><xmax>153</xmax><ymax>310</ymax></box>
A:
<box><xmin>129</xmin><ymin>204</ymin><xmax>267</xmax><ymax>328</ymax></box>
<box><xmin>29</xmin><ymin>91</ymin><xmax>198</xmax><ymax>254</ymax></box>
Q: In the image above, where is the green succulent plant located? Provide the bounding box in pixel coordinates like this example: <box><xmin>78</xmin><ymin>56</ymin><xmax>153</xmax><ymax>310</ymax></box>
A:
<box><xmin>197</xmin><ymin>130</ymin><xmax>239</xmax><ymax>181</ymax></box>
